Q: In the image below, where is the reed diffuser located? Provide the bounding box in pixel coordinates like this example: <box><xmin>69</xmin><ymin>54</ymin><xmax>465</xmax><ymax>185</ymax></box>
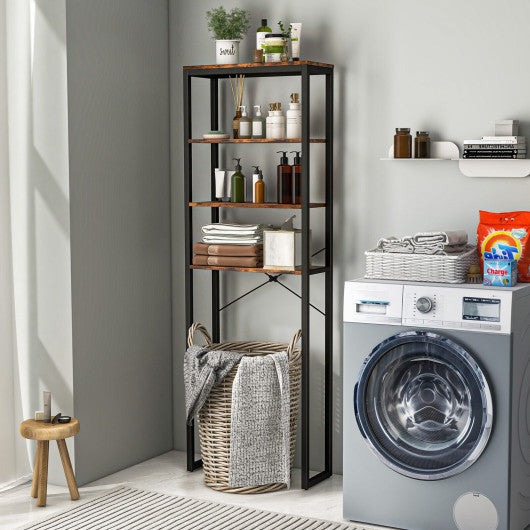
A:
<box><xmin>229</xmin><ymin>74</ymin><xmax>245</xmax><ymax>138</ymax></box>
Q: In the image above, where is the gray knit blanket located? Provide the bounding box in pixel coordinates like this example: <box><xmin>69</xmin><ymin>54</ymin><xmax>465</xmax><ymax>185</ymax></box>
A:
<box><xmin>228</xmin><ymin>351</ymin><xmax>291</xmax><ymax>488</ymax></box>
<box><xmin>183</xmin><ymin>345</ymin><xmax>242</xmax><ymax>425</ymax></box>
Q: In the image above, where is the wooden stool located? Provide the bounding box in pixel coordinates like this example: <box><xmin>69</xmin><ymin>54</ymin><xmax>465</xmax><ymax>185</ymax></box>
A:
<box><xmin>20</xmin><ymin>418</ymin><xmax>80</xmax><ymax>507</ymax></box>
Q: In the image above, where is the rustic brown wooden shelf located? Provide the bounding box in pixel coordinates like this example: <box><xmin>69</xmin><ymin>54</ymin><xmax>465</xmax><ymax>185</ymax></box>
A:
<box><xmin>189</xmin><ymin>201</ymin><xmax>326</xmax><ymax>209</ymax></box>
<box><xmin>183</xmin><ymin>60</ymin><xmax>334</xmax><ymax>71</ymax></box>
<box><xmin>189</xmin><ymin>138</ymin><xmax>326</xmax><ymax>144</ymax></box>
<box><xmin>190</xmin><ymin>264</ymin><xmax>327</xmax><ymax>275</ymax></box>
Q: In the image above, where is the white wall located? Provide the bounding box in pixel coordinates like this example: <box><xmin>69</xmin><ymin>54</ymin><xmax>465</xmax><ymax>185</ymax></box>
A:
<box><xmin>170</xmin><ymin>0</ymin><xmax>530</xmax><ymax>473</ymax></box>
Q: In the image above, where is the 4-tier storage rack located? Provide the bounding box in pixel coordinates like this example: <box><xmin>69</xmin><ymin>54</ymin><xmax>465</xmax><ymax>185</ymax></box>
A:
<box><xmin>183</xmin><ymin>61</ymin><xmax>333</xmax><ymax>489</ymax></box>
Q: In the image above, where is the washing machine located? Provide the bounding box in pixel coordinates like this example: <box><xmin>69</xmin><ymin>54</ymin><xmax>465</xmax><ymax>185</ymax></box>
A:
<box><xmin>343</xmin><ymin>279</ymin><xmax>530</xmax><ymax>530</ymax></box>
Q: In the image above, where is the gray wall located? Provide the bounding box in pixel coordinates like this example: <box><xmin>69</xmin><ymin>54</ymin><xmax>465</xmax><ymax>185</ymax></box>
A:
<box><xmin>170</xmin><ymin>0</ymin><xmax>530</xmax><ymax>474</ymax></box>
<box><xmin>67</xmin><ymin>0</ymin><xmax>172</xmax><ymax>485</ymax></box>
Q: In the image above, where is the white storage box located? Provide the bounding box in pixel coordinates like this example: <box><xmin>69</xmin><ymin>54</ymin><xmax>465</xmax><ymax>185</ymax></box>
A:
<box><xmin>495</xmin><ymin>120</ymin><xmax>519</xmax><ymax>136</ymax></box>
<box><xmin>263</xmin><ymin>229</ymin><xmax>311</xmax><ymax>271</ymax></box>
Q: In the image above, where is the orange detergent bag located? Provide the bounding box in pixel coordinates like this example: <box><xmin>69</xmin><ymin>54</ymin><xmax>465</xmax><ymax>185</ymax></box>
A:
<box><xmin>477</xmin><ymin>210</ymin><xmax>530</xmax><ymax>282</ymax></box>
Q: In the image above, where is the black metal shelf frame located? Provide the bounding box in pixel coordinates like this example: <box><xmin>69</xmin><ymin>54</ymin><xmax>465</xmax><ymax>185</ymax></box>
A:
<box><xmin>183</xmin><ymin>62</ymin><xmax>334</xmax><ymax>489</ymax></box>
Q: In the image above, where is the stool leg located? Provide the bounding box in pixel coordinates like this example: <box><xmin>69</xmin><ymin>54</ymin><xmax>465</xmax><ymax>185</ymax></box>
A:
<box><xmin>57</xmin><ymin>439</ymin><xmax>79</xmax><ymax>501</ymax></box>
<box><xmin>37</xmin><ymin>441</ymin><xmax>49</xmax><ymax>507</ymax></box>
<box><xmin>31</xmin><ymin>442</ymin><xmax>41</xmax><ymax>498</ymax></box>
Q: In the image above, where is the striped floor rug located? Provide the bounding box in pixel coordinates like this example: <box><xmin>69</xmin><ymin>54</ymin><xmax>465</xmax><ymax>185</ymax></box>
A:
<box><xmin>20</xmin><ymin>486</ymin><xmax>382</xmax><ymax>530</ymax></box>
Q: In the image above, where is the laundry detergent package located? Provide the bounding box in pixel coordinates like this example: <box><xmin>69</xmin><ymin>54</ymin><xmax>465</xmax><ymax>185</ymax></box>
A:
<box><xmin>483</xmin><ymin>259</ymin><xmax>517</xmax><ymax>287</ymax></box>
<box><xmin>477</xmin><ymin>210</ymin><xmax>530</xmax><ymax>282</ymax></box>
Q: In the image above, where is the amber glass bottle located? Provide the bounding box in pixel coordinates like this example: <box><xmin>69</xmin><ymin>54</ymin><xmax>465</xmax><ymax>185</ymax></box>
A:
<box><xmin>232</xmin><ymin>109</ymin><xmax>242</xmax><ymax>139</ymax></box>
<box><xmin>414</xmin><ymin>131</ymin><xmax>431</xmax><ymax>158</ymax></box>
<box><xmin>276</xmin><ymin>151</ymin><xmax>292</xmax><ymax>204</ymax></box>
<box><xmin>254</xmin><ymin>171</ymin><xmax>265</xmax><ymax>203</ymax></box>
<box><xmin>394</xmin><ymin>128</ymin><xmax>412</xmax><ymax>158</ymax></box>
<box><xmin>291</xmin><ymin>150</ymin><xmax>302</xmax><ymax>204</ymax></box>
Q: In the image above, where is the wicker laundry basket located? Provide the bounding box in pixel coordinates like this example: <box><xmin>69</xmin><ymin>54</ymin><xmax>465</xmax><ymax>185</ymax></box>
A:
<box><xmin>187</xmin><ymin>323</ymin><xmax>302</xmax><ymax>494</ymax></box>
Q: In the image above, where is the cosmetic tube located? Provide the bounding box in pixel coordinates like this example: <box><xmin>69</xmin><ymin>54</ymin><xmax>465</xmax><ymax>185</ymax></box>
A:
<box><xmin>43</xmin><ymin>391</ymin><xmax>51</xmax><ymax>422</ymax></box>
<box><xmin>225</xmin><ymin>171</ymin><xmax>235</xmax><ymax>200</ymax></box>
<box><xmin>214</xmin><ymin>169</ymin><xmax>226</xmax><ymax>200</ymax></box>
<box><xmin>290</xmin><ymin>23</ymin><xmax>302</xmax><ymax>60</ymax></box>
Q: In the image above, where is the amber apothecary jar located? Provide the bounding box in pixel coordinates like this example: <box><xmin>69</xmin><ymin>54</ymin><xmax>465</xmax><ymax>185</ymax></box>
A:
<box><xmin>414</xmin><ymin>131</ymin><xmax>431</xmax><ymax>158</ymax></box>
<box><xmin>394</xmin><ymin>128</ymin><xmax>412</xmax><ymax>158</ymax></box>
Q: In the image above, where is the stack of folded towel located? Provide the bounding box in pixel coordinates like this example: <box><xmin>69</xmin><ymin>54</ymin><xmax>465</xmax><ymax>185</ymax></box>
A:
<box><xmin>193</xmin><ymin>223</ymin><xmax>265</xmax><ymax>267</ymax></box>
<box><xmin>192</xmin><ymin>242</ymin><xmax>263</xmax><ymax>267</ymax></box>
<box><xmin>201</xmin><ymin>223</ymin><xmax>264</xmax><ymax>245</ymax></box>
<box><xmin>377</xmin><ymin>230</ymin><xmax>468</xmax><ymax>255</ymax></box>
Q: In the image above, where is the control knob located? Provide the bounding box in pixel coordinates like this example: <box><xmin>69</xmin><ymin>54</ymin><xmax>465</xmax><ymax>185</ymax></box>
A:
<box><xmin>416</xmin><ymin>296</ymin><xmax>433</xmax><ymax>314</ymax></box>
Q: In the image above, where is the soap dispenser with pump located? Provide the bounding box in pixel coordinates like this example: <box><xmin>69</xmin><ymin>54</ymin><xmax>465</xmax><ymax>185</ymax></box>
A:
<box><xmin>276</xmin><ymin>151</ymin><xmax>292</xmax><ymax>204</ymax></box>
<box><xmin>252</xmin><ymin>105</ymin><xmax>265</xmax><ymax>139</ymax></box>
<box><xmin>291</xmin><ymin>151</ymin><xmax>302</xmax><ymax>204</ymax></box>
<box><xmin>238</xmin><ymin>106</ymin><xmax>252</xmax><ymax>139</ymax></box>
<box><xmin>231</xmin><ymin>158</ymin><xmax>245</xmax><ymax>203</ymax></box>
<box><xmin>254</xmin><ymin>168</ymin><xmax>265</xmax><ymax>203</ymax></box>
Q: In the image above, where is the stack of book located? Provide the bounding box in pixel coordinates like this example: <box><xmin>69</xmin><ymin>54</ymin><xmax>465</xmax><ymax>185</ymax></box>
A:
<box><xmin>462</xmin><ymin>136</ymin><xmax>526</xmax><ymax>159</ymax></box>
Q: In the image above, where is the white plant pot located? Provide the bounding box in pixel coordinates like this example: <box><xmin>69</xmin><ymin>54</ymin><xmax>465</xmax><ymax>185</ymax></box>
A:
<box><xmin>215</xmin><ymin>40</ymin><xmax>239</xmax><ymax>65</ymax></box>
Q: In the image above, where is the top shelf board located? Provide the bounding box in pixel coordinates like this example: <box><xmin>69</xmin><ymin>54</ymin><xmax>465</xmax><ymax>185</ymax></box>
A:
<box><xmin>182</xmin><ymin>61</ymin><xmax>334</xmax><ymax>79</ymax></box>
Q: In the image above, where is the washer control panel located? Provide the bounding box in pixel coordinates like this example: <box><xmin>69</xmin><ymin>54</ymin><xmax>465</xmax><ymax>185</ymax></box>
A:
<box><xmin>344</xmin><ymin>280</ymin><xmax>518</xmax><ymax>334</ymax></box>
<box><xmin>402</xmin><ymin>285</ymin><xmax>511</xmax><ymax>333</ymax></box>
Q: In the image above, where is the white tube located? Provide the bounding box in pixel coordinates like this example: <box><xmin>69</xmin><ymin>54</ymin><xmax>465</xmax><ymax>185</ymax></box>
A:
<box><xmin>214</xmin><ymin>169</ymin><xmax>225</xmax><ymax>200</ymax></box>
<box><xmin>290</xmin><ymin>23</ymin><xmax>302</xmax><ymax>60</ymax></box>
<box><xmin>226</xmin><ymin>171</ymin><xmax>235</xmax><ymax>199</ymax></box>
<box><xmin>43</xmin><ymin>391</ymin><xmax>51</xmax><ymax>422</ymax></box>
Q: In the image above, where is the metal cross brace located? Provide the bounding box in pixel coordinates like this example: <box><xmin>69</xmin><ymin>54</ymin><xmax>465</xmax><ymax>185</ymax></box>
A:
<box><xmin>219</xmin><ymin>272</ymin><xmax>325</xmax><ymax>316</ymax></box>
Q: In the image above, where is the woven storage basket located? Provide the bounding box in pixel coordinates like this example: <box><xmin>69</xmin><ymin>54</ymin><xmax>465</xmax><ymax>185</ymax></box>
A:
<box><xmin>365</xmin><ymin>245</ymin><xmax>478</xmax><ymax>284</ymax></box>
<box><xmin>187</xmin><ymin>322</ymin><xmax>302</xmax><ymax>494</ymax></box>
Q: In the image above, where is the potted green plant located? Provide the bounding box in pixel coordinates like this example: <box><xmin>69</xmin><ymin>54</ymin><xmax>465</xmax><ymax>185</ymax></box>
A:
<box><xmin>206</xmin><ymin>7</ymin><xmax>250</xmax><ymax>65</ymax></box>
<box><xmin>278</xmin><ymin>21</ymin><xmax>292</xmax><ymax>62</ymax></box>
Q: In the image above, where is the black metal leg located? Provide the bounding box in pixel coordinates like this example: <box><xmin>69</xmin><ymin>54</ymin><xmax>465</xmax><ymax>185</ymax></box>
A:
<box><xmin>300</xmin><ymin>65</ymin><xmax>311</xmax><ymax>490</ymax></box>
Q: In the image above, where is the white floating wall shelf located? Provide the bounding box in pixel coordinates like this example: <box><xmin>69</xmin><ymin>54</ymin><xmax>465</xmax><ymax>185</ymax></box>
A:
<box><xmin>382</xmin><ymin>141</ymin><xmax>460</xmax><ymax>161</ymax></box>
<box><xmin>382</xmin><ymin>140</ymin><xmax>530</xmax><ymax>177</ymax></box>
<box><xmin>458</xmin><ymin>159</ymin><xmax>530</xmax><ymax>178</ymax></box>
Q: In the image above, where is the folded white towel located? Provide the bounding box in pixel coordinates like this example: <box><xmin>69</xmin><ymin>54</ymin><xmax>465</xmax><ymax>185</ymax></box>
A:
<box><xmin>202</xmin><ymin>235</ymin><xmax>263</xmax><ymax>245</ymax></box>
<box><xmin>202</xmin><ymin>223</ymin><xmax>263</xmax><ymax>234</ymax></box>
<box><xmin>376</xmin><ymin>236</ymin><xmax>414</xmax><ymax>254</ymax></box>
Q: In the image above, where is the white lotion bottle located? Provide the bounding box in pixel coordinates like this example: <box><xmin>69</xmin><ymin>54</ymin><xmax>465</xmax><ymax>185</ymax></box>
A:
<box><xmin>286</xmin><ymin>93</ymin><xmax>302</xmax><ymax>139</ymax></box>
<box><xmin>290</xmin><ymin>23</ymin><xmax>302</xmax><ymax>60</ymax></box>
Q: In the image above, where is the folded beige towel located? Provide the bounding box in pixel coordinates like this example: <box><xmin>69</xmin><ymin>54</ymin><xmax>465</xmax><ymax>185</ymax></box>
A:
<box><xmin>193</xmin><ymin>242</ymin><xmax>263</xmax><ymax>257</ymax></box>
<box><xmin>193</xmin><ymin>255</ymin><xmax>263</xmax><ymax>267</ymax></box>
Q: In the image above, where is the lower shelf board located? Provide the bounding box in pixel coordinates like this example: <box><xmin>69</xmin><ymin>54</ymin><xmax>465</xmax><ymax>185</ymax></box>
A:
<box><xmin>189</xmin><ymin>264</ymin><xmax>327</xmax><ymax>275</ymax></box>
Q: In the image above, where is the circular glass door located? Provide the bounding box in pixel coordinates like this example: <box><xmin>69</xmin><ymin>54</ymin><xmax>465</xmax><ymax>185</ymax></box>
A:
<box><xmin>354</xmin><ymin>330</ymin><xmax>493</xmax><ymax>480</ymax></box>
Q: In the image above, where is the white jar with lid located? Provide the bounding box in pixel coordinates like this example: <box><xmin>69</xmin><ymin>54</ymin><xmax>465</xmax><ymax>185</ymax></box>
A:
<box><xmin>266</xmin><ymin>102</ymin><xmax>286</xmax><ymax>139</ymax></box>
<box><xmin>263</xmin><ymin>34</ymin><xmax>284</xmax><ymax>63</ymax></box>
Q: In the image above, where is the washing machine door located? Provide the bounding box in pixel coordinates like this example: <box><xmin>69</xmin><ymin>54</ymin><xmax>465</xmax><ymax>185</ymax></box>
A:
<box><xmin>354</xmin><ymin>330</ymin><xmax>493</xmax><ymax>480</ymax></box>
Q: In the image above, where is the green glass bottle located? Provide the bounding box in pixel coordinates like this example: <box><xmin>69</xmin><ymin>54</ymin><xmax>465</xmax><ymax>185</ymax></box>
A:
<box><xmin>256</xmin><ymin>19</ymin><xmax>272</xmax><ymax>62</ymax></box>
<box><xmin>231</xmin><ymin>158</ymin><xmax>245</xmax><ymax>203</ymax></box>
